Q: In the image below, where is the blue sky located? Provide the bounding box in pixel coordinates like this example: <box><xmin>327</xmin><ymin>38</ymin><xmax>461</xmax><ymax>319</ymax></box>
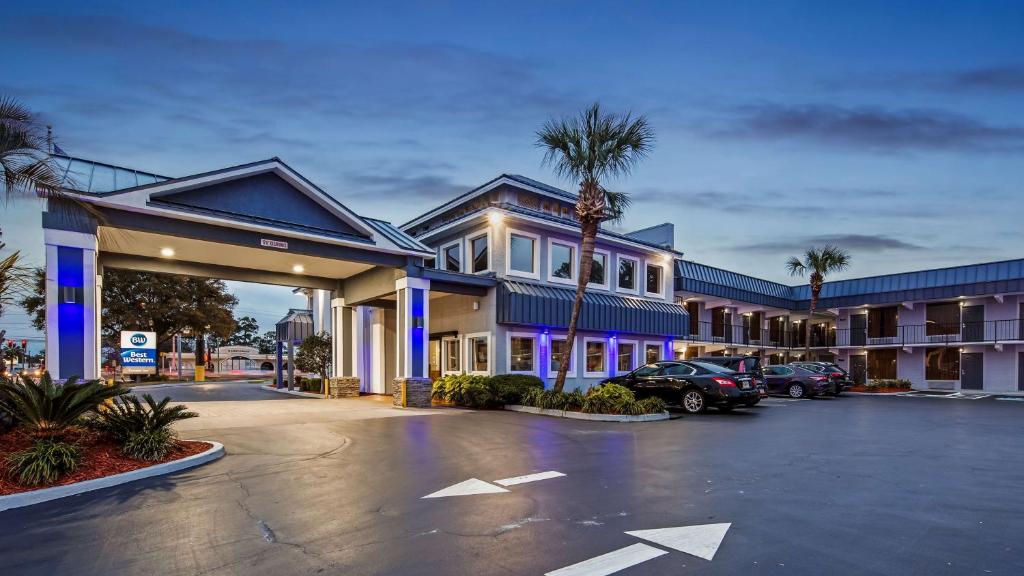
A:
<box><xmin>2</xmin><ymin>1</ymin><xmax>1023</xmax><ymax>338</ymax></box>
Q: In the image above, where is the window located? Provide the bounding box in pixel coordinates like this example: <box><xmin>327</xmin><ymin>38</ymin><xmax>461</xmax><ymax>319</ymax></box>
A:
<box><xmin>684</xmin><ymin>301</ymin><xmax>700</xmax><ymax>337</ymax></box>
<box><xmin>424</xmin><ymin>257</ymin><xmax>436</xmax><ymax>269</ymax></box>
<box><xmin>868</xmin><ymin>306</ymin><xmax>899</xmax><ymax>339</ymax></box>
<box><xmin>926</xmin><ymin>303</ymin><xmax>960</xmax><ymax>336</ymax></box>
<box><xmin>634</xmin><ymin>364</ymin><xmax>662</xmax><ymax>377</ymax></box>
<box><xmin>507</xmin><ymin>229</ymin><xmax>539</xmax><ymax>279</ymax></box>
<box><xmin>508</xmin><ymin>334</ymin><xmax>536</xmax><ymax>373</ymax></box>
<box><xmin>748</xmin><ymin>312</ymin><xmax>763</xmax><ymax>342</ymax></box>
<box><xmin>645</xmin><ymin>263</ymin><xmax>664</xmax><ymax>297</ymax></box>
<box><xmin>466</xmin><ymin>333</ymin><xmax>490</xmax><ymax>374</ymax></box>
<box><xmin>664</xmin><ymin>363</ymin><xmax>697</xmax><ymax>376</ymax></box>
<box><xmin>584</xmin><ymin>339</ymin><xmax>607</xmax><ymax>376</ymax></box>
<box><xmin>549</xmin><ymin>240</ymin><xmax>576</xmax><ymax>283</ymax></box>
<box><xmin>548</xmin><ymin>336</ymin><xmax>576</xmax><ymax>377</ymax></box>
<box><xmin>867</xmin><ymin>349</ymin><xmax>897</xmax><ymax>380</ymax></box>
<box><xmin>441</xmin><ymin>241</ymin><xmax>461</xmax><ymax>272</ymax></box>
<box><xmin>645</xmin><ymin>342</ymin><xmax>662</xmax><ymax>363</ymax></box>
<box><xmin>617</xmin><ymin>341</ymin><xmax>637</xmax><ymax>372</ymax></box>
<box><xmin>442</xmin><ymin>338</ymin><xmax>460</xmax><ymax>374</ymax></box>
<box><xmin>925</xmin><ymin>347</ymin><xmax>959</xmax><ymax>380</ymax></box>
<box><xmin>470</xmin><ymin>234</ymin><xmax>489</xmax><ymax>273</ymax></box>
<box><xmin>589</xmin><ymin>249</ymin><xmax>609</xmax><ymax>289</ymax></box>
<box><xmin>617</xmin><ymin>256</ymin><xmax>638</xmax><ymax>293</ymax></box>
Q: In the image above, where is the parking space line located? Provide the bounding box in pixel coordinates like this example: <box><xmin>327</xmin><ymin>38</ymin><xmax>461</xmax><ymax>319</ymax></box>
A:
<box><xmin>422</xmin><ymin>478</ymin><xmax>508</xmax><ymax>499</ymax></box>
<box><xmin>545</xmin><ymin>543</ymin><xmax>668</xmax><ymax>576</ymax></box>
<box><xmin>495</xmin><ymin>471</ymin><xmax>565</xmax><ymax>486</ymax></box>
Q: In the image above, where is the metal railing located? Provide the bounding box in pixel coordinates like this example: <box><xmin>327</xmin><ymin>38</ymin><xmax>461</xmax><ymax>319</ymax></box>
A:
<box><xmin>679</xmin><ymin>319</ymin><xmax>1023</xmax><ymax>349</ymax></box>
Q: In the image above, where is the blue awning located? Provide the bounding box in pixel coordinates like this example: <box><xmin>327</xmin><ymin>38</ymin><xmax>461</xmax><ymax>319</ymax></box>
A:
<box><xmin>497</xmin><ymin>280</ymin><xmax>689</xmax><ymax>336</ymax></box>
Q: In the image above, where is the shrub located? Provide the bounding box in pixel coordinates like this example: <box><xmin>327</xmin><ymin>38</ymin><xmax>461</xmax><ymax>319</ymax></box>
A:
<box><xmin>536</xmin><ymin>390</ymin><xmax>570</xmax><ymax>410</ymax></box>
<box><xmin>431</xmin><ymin>374</ymin><xmax>495</xmax><ymax>408</ymax></box>
<box><xmin>866</xmin><ymin>379</ymin><xmax>912</xmax><ymax>390</ymax></box>
<box><xmin>488</xmin><ymin>374</ymin><xmax>544</xmax><ymax>405</ymax></box>
<box><xmin>96</xmin><ymin>394</ymin><xmax>198</xmax><ymax>460</ymax></box>
<box><xmin>6</xmin><ymin>438</ymin><xmax>80</xmax><ymax>485</ymax></box>
<box><xmin>564</xmin><ymin>388</ymin><xmax>586</xmax><ymax>411</ymax></box>
<box><xmin>519</xmin><ymin>387</ymin><xmax>543</xmax><ymax>407</ymax></box>
<box><xmin>581</xmin><ymin>383</ymin><xmax>636</xmax><ymax>414</ymax></box>
<box><xmin>0</xmin><ymin>372</ymin><xmax>128</xmax><ymax>438</ymax></box>
<box><xmin>637</xmin><ymin>396</ymin><xmax>667</xmax><ymax>414</ymax></box>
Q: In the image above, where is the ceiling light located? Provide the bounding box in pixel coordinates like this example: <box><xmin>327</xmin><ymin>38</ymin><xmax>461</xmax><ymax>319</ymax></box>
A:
<box><xmin>160</xmin><ymin>247</ymin><xmax>175</xmax><ymax>257</ymax></box>
<box><xmin>292</xmin><ymin>264</ymin><xmax>305</xmax><ymax>273</ymax></box>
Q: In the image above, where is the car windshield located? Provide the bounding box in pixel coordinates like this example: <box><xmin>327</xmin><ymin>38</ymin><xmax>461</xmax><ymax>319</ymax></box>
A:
<box><xmin>688</xmin><ymin>361</ymin><xmax>735</xmax><ymax>374</ymax></box>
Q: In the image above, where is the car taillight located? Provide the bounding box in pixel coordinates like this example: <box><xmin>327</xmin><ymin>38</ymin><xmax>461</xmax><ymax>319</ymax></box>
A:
<box><xmin>712</xmin><ymin>377</ymin><xmax>737</xmax><ymax>387</ymax></box>
<box><xmin>811</xmin><ymin>376</ymin><xmax>827</xmax><ymax>381</ymax></box>
<box><xmin>831</xmin><ymin>372</ymin><xmax>843</xmax><ymax>378</ymax></box>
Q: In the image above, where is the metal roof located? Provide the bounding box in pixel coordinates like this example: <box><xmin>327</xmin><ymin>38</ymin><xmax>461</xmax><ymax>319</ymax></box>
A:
<box><xmin>362</xmin><ymin>217</ymin><xmax>434</xmax><ymax>253</ymax></box>
<box><xmin>676</xmin><ymin>258</ymin><xmax>1024</xmax><ymax>309</ymax></box>
<box><xmin>52</xmin><ymin>155</ymin><xmax>169</xmax><ymax>194</ymax></box>
<box><xmin>497</xmin><ymin>279</ymin><xmax>689</xmax><ymax>336</ymax></box>
<box><xmin>275</xmin><ymin>308</ymin><xmax>314</xmax><ymax>343</ymax></box>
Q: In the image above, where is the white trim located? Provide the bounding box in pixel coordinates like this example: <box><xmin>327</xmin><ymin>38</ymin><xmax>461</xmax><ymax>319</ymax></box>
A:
<box><xmin>441</xmin><ymin>336</ymin><xmax>463</xmax><ymax>375</ymax></box>
<box><xmin>438</xmin><ymin>238</ymin><xmax>463</xmax><ymax>273</ymax></box>
<box><xmin>616</xmin><ymin>254</ymin><xmax>641</xmax><ymax>295</ymax></box>
<box><xmin>616</xmin><ymin>339</ymin><xmax>639</xmax><ymax>374</ymax></box>
<box><xmin>396</xmin><ymin>276</ymin><xmax>430</xmax><ymax>291</ymax></box>
<box><xmin>547</xmin><ymin>334</ymin><xmax>578</xmax><ymax>378</ymax></box>
<box><xmin>588</xmin><ymin>248</ymin><xmax>611</xmax><ymax>291</ymax></box>
<box><xmin>644</xmin><ymin>259</ymin><xmax>667</xmax><ymax>299</ymax></box>
<box><xmin>583</xmin><ymin>337</ymin><xmax>609</xmax><ymax>378</ymax></box>
<box><xmin>402</xmin><ymin>175</ymin><xmax>572</xmax><ymax>230</ymax></box>
<box><xmin>465</xmin><ymin>229</ymin><xmax>493</xmax><ymax>275</ymax></box>
<box><xmin>644</xmin><ymin>340</ymin><xmax>665</xmax><ymax>363</ymax></box>
<box><xmin>505</xmin><ymin>227</ymin><xmax>541</xmax><ymax>280</ymax></box>
<box><xmin>465</xmin><ymin>331</ymin><xmax>492</xmax><ymax>375</ymax></box>
<box><xmin>43</xmin><ymin>229</ymin><xmax>99</xmax><ymax>250</ymax></box>
<box><xmin>506</xmin><ymin>331</ymin><xmax>539</xmax><ymax>375</ymax></box>
<box><xmin>547</xmin><ymin>238</ymin><xmax>579</xmax><ymax>286</ymax></box>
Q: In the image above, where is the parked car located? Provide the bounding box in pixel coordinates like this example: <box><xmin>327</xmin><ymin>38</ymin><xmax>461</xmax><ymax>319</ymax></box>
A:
<box><xmin>763</xmin><ymin>364</ymin><xmax>833</xmax><ymax>398</ymax></box>
<box><xmin>692</xmin><ymin>355</ymin><xmax>767</xmax><ymax>398</ymax></box>
<box><xmin>790</xmin><ymin>362</ymin><xmax>850</xmax><ymax>395</ymax></box>
<box><xmin>602</xmin><ymin>360</ymin><xmax>761</xmax><ymax>414</ymax></box>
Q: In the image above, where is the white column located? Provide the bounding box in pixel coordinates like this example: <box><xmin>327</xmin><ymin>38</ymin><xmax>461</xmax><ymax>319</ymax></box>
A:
<box><xmin>395</xmin><ymin>277</ymin><xmax>430</xmax><ymax>379</ymax></box>
<box><xmin>44</xmin><ymin>229</ymin><xmax>100</xmax><ymax>381</ymax></box>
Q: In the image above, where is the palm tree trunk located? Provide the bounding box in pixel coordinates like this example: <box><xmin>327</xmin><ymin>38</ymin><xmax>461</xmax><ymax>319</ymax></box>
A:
<box><xmin>554</xmin><ymin>219</ymin><xmax>599</xmax><ymax>392</ymax></box>
<box><xmin>805</xmin><ymin>292</ymin><xmax>818</xmax><ymax>361</ymax></box>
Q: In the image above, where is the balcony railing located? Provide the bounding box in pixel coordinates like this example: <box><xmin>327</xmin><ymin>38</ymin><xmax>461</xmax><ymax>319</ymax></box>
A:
<box><xmin>678</xmin><ymin>319</ymin><xmax>1023</xmax><ymax>349</ymax></box>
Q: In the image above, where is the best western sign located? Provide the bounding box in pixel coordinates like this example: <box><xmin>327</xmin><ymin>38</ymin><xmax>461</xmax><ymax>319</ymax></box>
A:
<box><xmin>120</xmin><ymin>331</ymin><xmax>157</xmax><ymax>375</ymax></box>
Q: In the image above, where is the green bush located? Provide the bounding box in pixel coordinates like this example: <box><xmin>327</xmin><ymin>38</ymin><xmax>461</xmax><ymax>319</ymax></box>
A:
<box><xmin>431</xmin><ymin>374</ymin><xmax>495</xmax><ymax>408</ymax></box>
<box><xmin>519</xmin><ymin>387</ymin><xmax>543</xmax><ymax>407</ymax></box>
<box><xmin>488</xmin><ymin>374</ymin><xmax>544</xmax><ymax>405</ymax></box>
<box><xmin>536</xmin><ymin>390</ymin><xmax>569</xmax><ymax>410</ymax></box>
<box><xmin>6</xmin><ymin>438</ymin><xmax>80</xmax><ymax>485</ymax></box>
<box><xmin>0</xmin><ymin>372</ymin><xmax>128</xmax><ymax>438</ymax></box>
<box><xmin>866</xmin><ymin>379</ymin><xmax>912</xmax><ymax>390</ymax></box>
<box><xmin>95</xmin><ymin>394</ymin><xmax>198</xmax><ymax>460</ymax></box>
<box><xmin>564</xmin><ymin>388</ymin><xmax>586</xmax><ymax>411</ymax></box>
<box><xmin>637</xmin><ymin>396</ymin><xmax>668</xmax><ymax>414</ymax></box>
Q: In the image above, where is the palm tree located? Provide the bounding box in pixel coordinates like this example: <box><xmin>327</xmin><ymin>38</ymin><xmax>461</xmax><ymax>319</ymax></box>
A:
<box><xmin>1</xmin><ymin>97</ymin><xmax>63</xmax><ymax>202</ymax></box>
<box><xmin>786</xmin><ymin>245</ymin><xmax>851</xmax><ymax>360</ymax></box>
<box><xmin>536</xmin><ymin>103</ymin><xmax>655</xmax><ymax>392</ymax></box>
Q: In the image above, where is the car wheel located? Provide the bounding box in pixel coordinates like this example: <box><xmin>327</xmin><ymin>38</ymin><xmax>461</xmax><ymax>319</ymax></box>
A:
<box><xmin>681</xmin><ymin>389</ymin><xmax>706</xmax><ymax>414</ymax></box>
<box><xmin>787</xmin><ymin>383</ymin><xmax>806</xmax><ymax>399</ymax></box>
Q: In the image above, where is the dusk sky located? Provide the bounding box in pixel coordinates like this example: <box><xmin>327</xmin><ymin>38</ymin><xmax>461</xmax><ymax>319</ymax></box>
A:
<box><xmin>3</xmin><ymin>1</ymin><xmax>1023</xmax><ymax>338</ymax></box>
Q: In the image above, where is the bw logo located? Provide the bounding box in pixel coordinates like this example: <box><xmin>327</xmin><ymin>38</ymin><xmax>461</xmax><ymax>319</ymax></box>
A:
<box><xmin>130</xmin><ymin>333</ymin><xmax>148</xmax><ymax>346</ymax></box>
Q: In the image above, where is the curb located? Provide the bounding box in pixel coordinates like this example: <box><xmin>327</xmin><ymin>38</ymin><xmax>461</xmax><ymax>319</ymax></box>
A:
<box><xmin>843</xmin><ymin>391</ymin><xmax>912</xmax><ymax>396</ymax></box>
<box><xmin>0</xmin><ymin>442</ymin><xmax>225</xmax><ymax>513</ymax></box>
<box><xmin>260</xmin><ymin>385</ymin><xmax>324</xmax><ymax>399</ymax></box>
<box><xmin>504</xmin><ymin>405</ymin><xmax>669</xmax><ymax>422</ymax></box>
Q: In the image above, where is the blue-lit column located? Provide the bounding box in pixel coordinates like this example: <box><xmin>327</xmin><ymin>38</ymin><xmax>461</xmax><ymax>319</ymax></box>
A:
<box><xmin>394</xmin><ymin>277</ymin><xmax>430</xmax><ymax>407</ymax></box>
<box><xmin>44</xmin><ymin>230</ymin><xmax>101</xmax><ymax>381</ymax></box>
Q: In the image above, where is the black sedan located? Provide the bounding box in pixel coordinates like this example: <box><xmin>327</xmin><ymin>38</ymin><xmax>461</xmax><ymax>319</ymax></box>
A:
<box><xmin>763</xmin><ymin>364</ymin><xmax>833</xmax><ymax>398</ymax></box>
<box><xmin>602</xmin><ymin>360</ymin><xmax>761</xmax><ymax>414</ymax></box>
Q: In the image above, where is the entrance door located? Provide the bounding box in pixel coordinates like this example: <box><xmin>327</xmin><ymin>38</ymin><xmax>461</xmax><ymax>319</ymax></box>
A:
<box><xmin>849</xmin><ymin>355</ymin><xmax>867</xmax><ymax>385</ymax></box>
<box><xmin>428</xmin><ymin>339</ymin><xmax>441</xmax><ymax>380</ymax></box>
<box><xmin>850</xmin><ymin>314</ymin><xmax>867</xmax><ymax>347</ymax></box>
<box><xmin>960</xmin><ymin>352</ymin><xmax>984</xmax><ymax>390</ymax></box>
<box><xmin>961</xmin><ymin>305</ymin><xmax>984</xmax><ymax>343</ymax></box>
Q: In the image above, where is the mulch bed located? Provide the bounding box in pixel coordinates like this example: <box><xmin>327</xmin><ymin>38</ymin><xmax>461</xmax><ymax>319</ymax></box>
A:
<box><xmin>0</xmin><ymin>427</ymin><xmax>210</xmax><ymax>496</ymax></box>
<box><xmin>847</xmin><ymin>386</ymin><xmax>912</xmax><ymax>394</ymax></box>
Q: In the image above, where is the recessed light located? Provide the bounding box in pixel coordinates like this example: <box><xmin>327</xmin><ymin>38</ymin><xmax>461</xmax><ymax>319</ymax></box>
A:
<box><xmin>160</xmin><ymin>247</ymin><xmax>175</xmax><ymax>257</ymax></box>
<box><xmin>292</xmin><ymin>264</ymin><xmax>305</xmax><ymax>273</ymax></box>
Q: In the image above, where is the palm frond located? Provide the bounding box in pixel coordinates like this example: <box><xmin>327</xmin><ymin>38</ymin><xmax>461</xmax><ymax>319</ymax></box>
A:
<box><xmin>785</xmin><ymin>256</ymin><xmax>806</xmax><ymax>277</ymax></box>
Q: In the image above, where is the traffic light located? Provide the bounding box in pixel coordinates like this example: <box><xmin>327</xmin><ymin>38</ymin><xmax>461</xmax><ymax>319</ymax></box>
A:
<box><xmin>20</xmin><ymin>339</ymin><xmax>27</xmax><ymax>349</ymax></box>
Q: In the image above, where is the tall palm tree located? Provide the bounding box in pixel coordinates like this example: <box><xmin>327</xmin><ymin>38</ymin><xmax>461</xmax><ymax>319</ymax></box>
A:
<box><xmin>786</xmin><ymin>245</ymin><xmax>851</xmax><ymax>360</ymax></box>
<box><xmin>536</xmin><ymin>103</ymin><xmax>655</xmax><ymax>392</ymax></box>
<box><xmin>0</xmin><ymin>97</ymin><xmax>63</xmax><ymax>202</ymax></box>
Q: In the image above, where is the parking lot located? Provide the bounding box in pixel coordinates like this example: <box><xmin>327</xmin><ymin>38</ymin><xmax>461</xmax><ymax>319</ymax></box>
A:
<box><xmin>1</xmin><ymin>382</ymin><xmax>1022</xmax><ymax>575</ymax></box>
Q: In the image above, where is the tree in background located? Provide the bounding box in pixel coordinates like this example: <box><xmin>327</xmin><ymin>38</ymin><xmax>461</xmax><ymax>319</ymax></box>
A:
<box><xmin>295</xmin><ymin>331</ymin><xmax>332</xmax><ymax>386</ymax></box>
<box><xmin>227</xmin><ymin>316</ymin><xmax>260</xmax><ymax>348</ymax></box>
<box><xmin>257</xmin><ymin>331</ymin><xmax>278</xmax><ymax>354</ymax></box>
<box><xmin>0</xmin><ymin>97</ymin><xmax>63</xmax><ymax>202</ymax></box>
<box><xmin>179</xmin><ymin>277</ymin><xmax>238</xmax><ymax>371</ymax></box>
<box><xmin>0</xmin><ymin>243</ymin><xmax>29</xmax><ymax>321</ymax></box>
<box><xmin>536</xmin><ymin>103</ymin><xmax>655</xmax><ymax>392</ymax></box>
<box><xmin>786</xmin><ymin>245</ymin><xmax>851</xmax><ymax>359</ymax></box>
<box><xmin>19</xmin><ymin>267</ymin><xmax>45</xmax><ymax>331</ymax></box>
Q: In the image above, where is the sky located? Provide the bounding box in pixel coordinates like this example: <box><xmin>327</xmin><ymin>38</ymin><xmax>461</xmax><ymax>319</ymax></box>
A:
<box><xmin>2</xmin><ymin>0</ymin><xmax>1023</xmax><ymax>340</ymax></box>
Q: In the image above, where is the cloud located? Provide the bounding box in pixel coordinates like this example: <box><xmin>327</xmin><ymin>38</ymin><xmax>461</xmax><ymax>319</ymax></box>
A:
<box><xmin>731</xmin><ymin>234</ymin><xmax>925</xmax><ymax>254</ymax></box>
<box><xmin>706</xmin><ymin>103</ymin><xmax>1024</xmax><ymax>151</ymax></box>
<box><xmin>946</xmin><ymin>66</ymin><xmax>1024</xmax><ymax>92</ymax></box>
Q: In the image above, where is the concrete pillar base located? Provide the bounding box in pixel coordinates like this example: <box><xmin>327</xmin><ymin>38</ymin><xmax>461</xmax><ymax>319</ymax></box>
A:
<box><xmin>393</xmin><ymin>377</ymin><xmax>432</xmax><ymax>408</ymax></box>
<box><xmin>328</xmin><ymin>377</ymin><xmax>361</xmax><ymax>398</ymax></box>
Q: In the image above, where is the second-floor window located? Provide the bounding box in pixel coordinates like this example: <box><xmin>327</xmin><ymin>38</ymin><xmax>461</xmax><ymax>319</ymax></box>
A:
<box><xmin>589</xmin><ymin>250</ymin><xmax>609</xmax><ymax>289</ymax></box>
<box><xmin>646</xmin><ymin>263</ymin><xmax>664</xmax><ymax>297</ymax></box>
<box><xmin>617</xmin><ymin>255</ymin><xmax>638</xmax><ymax>293</ymax></box>
<box><xmin>550</xmin><ymin>240</ymin><xmax>576</xmax><ymax>282</ymax></box>
<box><xmin>926</xmin><ymin>302</ymin><xmax>960</xmax><ymax>336</ymax></box>
<box><xmin>442</xmin><ymin>242</ymin><xmax>461</xmax><ymax>272</ymax></box>
<box><xmin>508</xmin><ymin>230</ymin><xmax>539</xmax><ymax>278</ymax></box>
<box><xmin>470</xmin><ymin>234</ymin><xmax>489</xmax><ymax>273</ymax></box>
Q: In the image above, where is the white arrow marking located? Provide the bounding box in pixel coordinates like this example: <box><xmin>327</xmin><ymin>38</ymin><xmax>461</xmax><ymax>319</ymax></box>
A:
<box><xmin>626</xmin><ymin>523</ymin><xmax>731</xmax><ymax>561</ymax></box>
<box><xmin>494</xmin><ymin>470</ymin><xmax>566</xmax><ymax>486</ymax></box>
<box><xmin>545</xmin><ymin>543</ymin><xmax>667</xmax><ymax>576</ymax></box>
<box><xmin>421</xmin><ymin>478</ymin><xmax>509</xmax><ymax>499</ymax></box>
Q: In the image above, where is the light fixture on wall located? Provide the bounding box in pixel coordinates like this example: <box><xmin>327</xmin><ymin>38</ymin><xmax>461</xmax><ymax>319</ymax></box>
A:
<box><xmin>292</xmin><ymin>264</ymin><xmax>305</xmax><ymax>273</ymax></box>
<box><xmin>160</xmin><ymin>247</ymin><xmax>175</xmax><ymax>257</ymax></box>
<box><xmin>472</xmin><ymin>301</ymin><xmax>480</xmax><ymax>310</ymax></box>
<box><xmin>488</xmin><ymin>211</ymin><xmax>503</xmax><ymax>224</ymax></box>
